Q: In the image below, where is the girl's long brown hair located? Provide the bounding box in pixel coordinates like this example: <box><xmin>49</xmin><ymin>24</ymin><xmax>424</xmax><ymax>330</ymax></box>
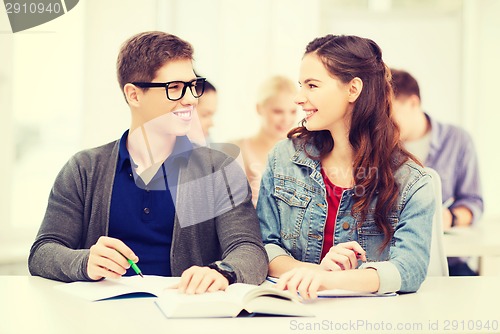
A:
<box><xmin>289</xmin><ymin>35</ymin><xmax>419</xmax><ymax>250</ymax></box>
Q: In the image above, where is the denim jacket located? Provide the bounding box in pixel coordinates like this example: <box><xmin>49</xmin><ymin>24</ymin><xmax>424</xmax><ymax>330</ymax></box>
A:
<box><xmin>257</xmin><ymin>139</ymin><xmax>435</xmax><ymax>293</ymax></box>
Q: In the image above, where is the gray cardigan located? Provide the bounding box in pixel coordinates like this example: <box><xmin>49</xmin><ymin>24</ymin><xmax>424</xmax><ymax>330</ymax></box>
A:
<box><xmin>28</xmin><ymin>140</ymin><xmax>268</xmax><ymax>284</ymax></box>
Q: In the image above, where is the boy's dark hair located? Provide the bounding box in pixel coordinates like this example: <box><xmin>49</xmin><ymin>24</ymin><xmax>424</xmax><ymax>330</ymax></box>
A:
<box><xmin>116</xmin><ymin>31</ymin><xmax>193</xmax><ymax>94</ymax></box>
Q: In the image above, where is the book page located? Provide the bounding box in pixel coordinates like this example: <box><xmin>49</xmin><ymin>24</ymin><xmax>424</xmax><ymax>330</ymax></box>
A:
<box><xmin>264</xmin><ymin>277</ymin><xmax>396</xmax><ymax>298</ymax></box>
<box><xmin>224</xmin><ymin>283</ymin><xmax>300</xmax><ymax>304</ymax></box>
<box><xmin>155</xmin><ymin>289</ymin><xmax>242</xmax><ymax>318</ymax></box>
<box><xmin>155</xmin><ymin>285</ymin><xmax>310</xmax><ymax>318</ymax></box>
<box><xmin>54</xmin><ymin>275</ymin><xmax>180</xmax><ymax>301</ymax></box>
<box><xmin>226</xmin><ymin>283</ymin><xmax>310</xmax><ymax>317</ymax></box>
<box><xmin>224</xmin><ymin>283</ymin><xmax>263</xmax><ymax>301</ymax></box>
<box><xmin>318</xmin><ymin>289</ymin><xmax>397</xmax><ymax>298</ymax></box>
<box><xmin>244</xmin><ymin>295</ymin><xmax>313</xmax><ymax>317</ymax></box>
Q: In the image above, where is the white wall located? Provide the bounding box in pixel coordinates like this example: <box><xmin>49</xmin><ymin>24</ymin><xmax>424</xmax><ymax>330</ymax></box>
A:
<box><xmin>0</xmin><ymin>3</ymin><xmax>84</xmax><ymax>240</ymax></box>
<box><xmin>472</xmin><ymin>0</ymin><xmax>500</xmax><ymax>217</ymax></box>
<box><xmin>0</xmin><ymin>9</ymin><xmax>14</xmax><ymax>238</ymax></box>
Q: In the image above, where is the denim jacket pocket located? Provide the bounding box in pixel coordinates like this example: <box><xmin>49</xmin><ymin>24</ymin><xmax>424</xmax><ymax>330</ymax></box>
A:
<box><xmin>274</xmin><ymin>186</ymin><xmax>311</xmax><ymax>208</ymax></box>
<box><xmin>273</xmin><ymin>185</ymin><xmax>311</xmax><ymax>247</ymax></box>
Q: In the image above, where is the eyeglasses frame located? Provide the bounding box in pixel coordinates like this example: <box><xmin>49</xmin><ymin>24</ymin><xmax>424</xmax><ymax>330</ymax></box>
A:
<box><xmin>131</xmin><ymin>77</ymin><xmax>206</xmax><ymax>101</ymax></box>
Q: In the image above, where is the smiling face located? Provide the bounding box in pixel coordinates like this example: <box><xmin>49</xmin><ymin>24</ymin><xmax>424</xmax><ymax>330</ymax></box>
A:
<box><xmin>127</xmin><ymin>58</ymin><xmax>199</xmax><ymax>136</ymax></box>
<box><xmin>294</xmin><ymin>53</ymin><xmax>353</xmax><ymax>133</ymax></box>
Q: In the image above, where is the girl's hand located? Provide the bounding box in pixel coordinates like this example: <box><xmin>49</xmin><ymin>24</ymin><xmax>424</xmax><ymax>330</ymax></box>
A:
<box><xmin>319</xmin><ymin>241</ymin><xmax>367</xmax><ymax>271</ymax></box>
<box><xmin>275</xmin><ymin>267</ymin><xmax>332</xmax><ymax>300</ymax></box>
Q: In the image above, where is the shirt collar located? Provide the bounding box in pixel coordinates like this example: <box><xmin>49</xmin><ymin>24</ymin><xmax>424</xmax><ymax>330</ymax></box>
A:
<box><xmin>163</xmin><ymin>135</ymin><xmax>193</xmax><ymax>172</ymax></box>
<box><xmin>117</xmin><ymin>130</ymin><xmax>131</xmax><ymax>173</ymax></box>
<box><xmin>116</xmin><ymin>130</ymin><xmax>194</xmax><ymax>173</ymax></box>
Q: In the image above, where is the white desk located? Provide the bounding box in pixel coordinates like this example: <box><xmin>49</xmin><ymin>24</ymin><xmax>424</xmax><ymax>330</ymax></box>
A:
<box><xmin>443</xmin><ymin>221</ymin><xmax>500</xmax><ymax>275</ymax></box>
<box><xmin>1</xmin><ymin>276</ymin><xmax>499</xmax><ymax>334</ymax></box>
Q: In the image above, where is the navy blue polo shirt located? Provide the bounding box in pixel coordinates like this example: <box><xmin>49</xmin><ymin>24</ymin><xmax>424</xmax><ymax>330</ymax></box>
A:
<box><xmin>108</xmin><ymin>130</ymin><xmax>192</xmax><ymax>276</ymax></box>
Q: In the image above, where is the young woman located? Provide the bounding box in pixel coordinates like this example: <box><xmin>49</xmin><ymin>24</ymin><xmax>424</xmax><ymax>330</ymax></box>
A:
<box><xmin>257</xmin><ymin>35</ymin><xmax>435</xmax><ymax>299</ymax></box>
<box><xmin>233</xmin><ymin>75</ymin><xmax>297</xmax><ymax>206</ymax></box>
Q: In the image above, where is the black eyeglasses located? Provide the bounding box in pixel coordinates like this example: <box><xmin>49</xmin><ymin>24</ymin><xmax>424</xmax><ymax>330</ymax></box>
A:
<box><xmin>132</xmin><ymin>78</ymin><xmax>206</xmax><ymax>101</ymax></box>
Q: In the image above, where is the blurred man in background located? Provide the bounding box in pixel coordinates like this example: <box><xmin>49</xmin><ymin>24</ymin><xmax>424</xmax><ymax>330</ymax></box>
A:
<box><xmin>390</xmin><ymin>68</ymin><xmax>483</xmax><ymax>276</ymax></box>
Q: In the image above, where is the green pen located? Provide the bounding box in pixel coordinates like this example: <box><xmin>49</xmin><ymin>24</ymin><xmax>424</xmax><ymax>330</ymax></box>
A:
<box><xmin>116</xmin><ymin>250</ymin><xmax>143</xmax><ymax>278</ymax></box>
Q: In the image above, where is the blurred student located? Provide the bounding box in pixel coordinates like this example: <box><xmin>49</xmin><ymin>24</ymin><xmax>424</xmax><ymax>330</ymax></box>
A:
<box><xmin>390</xmin><ymin>68</ymin><xmax>483</xmax><ymax>276</ymax></box>
<box><xmin>28</xmin><ymin>31</ymin><xmax>267</xmax><ymax>292</ymax></box>
<box><xmin>188</xmin><ymin>78</ymin><xmax>217</xmax><ymax>145</ymax></box>
<box><xmin>258</xmin><ymin>35</ymin><xmax>435</xmax><ymax>298</ymax></box>
<box><xmin>233</xmin><ymin>75</ymin><xmax>297</xmax><ymax>205</ymax></box>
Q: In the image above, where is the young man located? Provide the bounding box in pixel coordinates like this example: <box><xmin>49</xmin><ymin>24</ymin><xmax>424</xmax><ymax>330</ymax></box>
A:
<box><xmin>28</xmin><ymin>31</ymin><xmax>267</xmax><ymax>293</ymax></box>
<box><xmin>390</xmin><ymin>68</ymin><xmax>483</xmax><ymax>276</ymax></box>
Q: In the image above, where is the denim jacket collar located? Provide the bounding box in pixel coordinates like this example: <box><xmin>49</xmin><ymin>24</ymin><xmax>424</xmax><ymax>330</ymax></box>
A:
<box><xmin>290</xmin><ymin>141</ymin><xmax>324</xmax><ymax>188</ymax></box>
<box><xmin>290</xmin><ymin>142</ymin><xmax>320</xmax><ymax>169</ymax></box>
<box><xmin>290</xmin><ymin>141</ymin><xmax>357</xmax><ymax>196</ymax></box>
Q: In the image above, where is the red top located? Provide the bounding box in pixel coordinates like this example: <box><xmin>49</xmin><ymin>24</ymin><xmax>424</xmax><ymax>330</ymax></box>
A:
<box><xmin>320</xmin><ymin>169</ymin><xmax>348</xmax><ymax>260</ymax></box>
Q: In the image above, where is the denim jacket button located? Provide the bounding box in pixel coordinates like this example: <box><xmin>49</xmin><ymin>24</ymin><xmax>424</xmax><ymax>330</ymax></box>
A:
<box><xmin>342</xmin><ymin>222</ymin><xmax>350</xmax><ymax>230</ymax></box>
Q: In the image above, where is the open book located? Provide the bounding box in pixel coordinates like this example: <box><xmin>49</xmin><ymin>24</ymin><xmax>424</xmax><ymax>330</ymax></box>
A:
<box><xmin>54</xmin><ymin>275</ymin><xmax>180</xmax><ymax>301</ymax></box>
<box><xmin>264</xmin><ymin>277</ymin><xmax>397</xmax><ymax>298</ymax></box>
<box><xmin>54</xmin><ymin>275</ymin><xmax>311</xmax><ymax>318</ymax></box>
<box><xmin>154</xmin><ymin>283</ymin><xmax>312</xmax><ymax>318</ymax></box>
<box><xmin>318</xmin><ymin>289</ymin><xmax>396</xmax><ymax>298</ymax></box>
